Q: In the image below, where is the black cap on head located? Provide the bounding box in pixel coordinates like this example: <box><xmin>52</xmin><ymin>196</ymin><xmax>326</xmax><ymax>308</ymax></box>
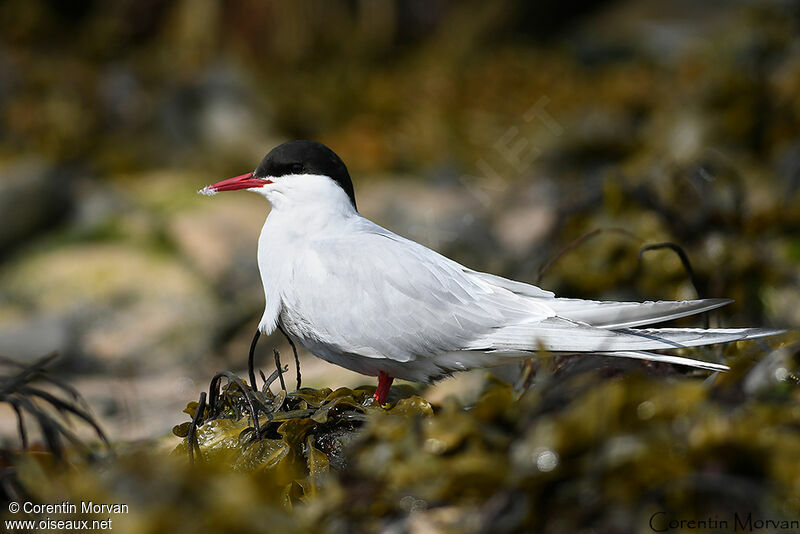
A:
<box><xmin>254</xmin><ymin>140</ymin><xmax>356</xmax><ymax>210</ymax></box>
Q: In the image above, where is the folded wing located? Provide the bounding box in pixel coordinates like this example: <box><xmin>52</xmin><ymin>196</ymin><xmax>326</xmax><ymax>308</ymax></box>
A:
<box><xmin>287</xmin><ymin>218</ymin><xmax>781</xmax><ymax>378</ymax></box>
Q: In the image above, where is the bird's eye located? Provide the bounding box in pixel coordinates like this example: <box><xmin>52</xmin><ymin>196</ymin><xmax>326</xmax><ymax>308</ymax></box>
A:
<box><xmin>291</xmin><ymin>163</ymin><xmax>304</xmax><ymax>174</ymax></box>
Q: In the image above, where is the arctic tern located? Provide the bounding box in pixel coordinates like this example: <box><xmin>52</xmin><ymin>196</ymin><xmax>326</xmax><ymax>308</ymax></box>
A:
<box><xmin>200</xmin><ymin>140</ymin><xmax>781</xmax><ymax>404</ymax></box>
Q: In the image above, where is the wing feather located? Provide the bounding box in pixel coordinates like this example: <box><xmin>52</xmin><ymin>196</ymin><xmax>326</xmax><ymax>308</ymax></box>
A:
<box><xmin>543</xmin><ymin>297</ymin><xmax>732</xmax><ymax>328</ymax></box>
<box><xmin>469</xmin><ymin>319</ymin><xmax>782</xmax><ymax>352</ymax></box>
<box><xmin>277</xmin><ymin>217</ymin><xmax>782</xmax><ymax>379</ymax></box>
<box><xmin>279</xmin><ymin>221</ymin><xmax>554</xmax><ymax>363</ymax></box>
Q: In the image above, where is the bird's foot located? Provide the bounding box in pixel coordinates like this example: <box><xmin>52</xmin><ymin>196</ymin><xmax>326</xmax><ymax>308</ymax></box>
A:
<box><xmin>373</xmin><ymin>371</ymin><xmax>394</xmax><ymax>405</ymax></box>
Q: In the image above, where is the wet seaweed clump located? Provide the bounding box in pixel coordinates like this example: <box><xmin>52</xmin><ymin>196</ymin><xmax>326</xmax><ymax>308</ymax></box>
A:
<box><xmin>162</xmin><ymin>333</ymin><xmax>800</xmax><ymax>534</ymax></box>
<box><xmin>3</xmin><ymin>335</ymin><xmax>799</xmax><ymax>534</ymax></box>
<box><xmin>171</xmin><ymin>361</ymin><xmax>433</xmax><ymax>499</ymax></box>
<box><xmin>311</xmin><ymin>338</ymin><xmax>800</xmax><ymax>533</ymax></box>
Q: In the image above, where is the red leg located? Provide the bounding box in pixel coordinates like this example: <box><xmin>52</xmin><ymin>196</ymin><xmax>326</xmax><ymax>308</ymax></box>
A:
<box><xmin>373</xmin><ymin>371</ymin><xmax>394</xmax><ymax>404</ymax></box>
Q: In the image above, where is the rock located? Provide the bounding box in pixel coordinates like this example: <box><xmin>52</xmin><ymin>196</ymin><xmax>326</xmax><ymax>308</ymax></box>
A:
<box><xmin>775</xmin><ymin>141</ymin><xmax>800</xmax><ymax>196</ymax></box>
<box><xmin>0</xmin><ymin>158</ymin><xmax>72</xmax><ymax>256</ymax></box>
<box><xmin>491</xmin><ymin>180</ymin><xmax>557</xmax><ymax>258</ymax></box>
<box><xmin>168</xmin><ymin>192</ymin><xmax>265</xmax><ymax>293</ymax></box>
<box><xmin>762</xmin><ymin>285</ymin><xmax>800</xmax><ymax>329</ymax></box>
<box><xmin>157</xmin><ymin>64</ymin><xmax>266</xmax><ymax>161</ymax></box>
<box><xmin>358</xmin><ymin>177</ymin><xmax>501</xmax><ymax>270</ymax></box>
<box><xmin>0</xmin><ymin>243</ymin><xmax>220</xmax><ymax>373</ymax></box>
<box><xmin>0</xmin><ymin>314</ymin><xmax>80</xmax><ymax>369</ymax></box>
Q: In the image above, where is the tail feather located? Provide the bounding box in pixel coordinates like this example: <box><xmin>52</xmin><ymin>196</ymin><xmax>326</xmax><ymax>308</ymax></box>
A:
<box><xmin>547</xmin><ymin>297</ymin><xmax>732</xmax><ymax>328</ymax></box>
<box><xmin>471</xmin><ymin>318</ymin><xmax>783</xmax><ymax>353</ymax></box>
<box><xmin>597</xmin><ymin>350</ymin><xmax>729</xmax><ymax>371</ymax></box>
<box><xmin>462</xmin><ymin>272</ymin><xmax>785</xmax><ymax>373</ymax></box>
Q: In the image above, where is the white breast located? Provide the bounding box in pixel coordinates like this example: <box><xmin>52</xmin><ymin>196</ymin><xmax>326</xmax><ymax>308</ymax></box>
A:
<box><xmin>256</xmin><ymin>214</ymin><xmax>290</xmax><ymax>334</ymax></box>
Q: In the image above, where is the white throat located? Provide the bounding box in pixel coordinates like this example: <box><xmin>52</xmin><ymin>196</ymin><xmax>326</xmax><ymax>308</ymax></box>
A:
<box><xmin>254</xmin><ymin>173</ymin><xmax>358</xmax><ymax>333</ymax></box>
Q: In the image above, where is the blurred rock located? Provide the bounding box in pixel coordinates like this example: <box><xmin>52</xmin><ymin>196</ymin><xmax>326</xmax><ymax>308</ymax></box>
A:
<box><xmin>158</xmin><ymin>64</ymin><xmax>266</xmax><ymax>162</ymax></box>
<box><xmin>492</xmin><ymin>205</ymin><xmax>553</xmax><ymax>256</ymax></box>
<box><xmin>70</xmin><ymin>178</ymin><xmax>132</xmax><ymax>233</ymax></box>
<box><xmin>97</xmin><ymin>65</ymin><xmax>145</xmax><ymax>131</ymax></box>
<box><xmin>0</xmin><ymin>158</ymin><xmax>72</xmax><ymax>256</ymax></box>
<box><xmin>358</xmin><ymin>178</ymin><xmax>501</xmax><ymax>271</ymax></box>
<box><xmin>576</xmin><ymin>0</ymin><xmax>737</xmax><ymax>63</ymax></box>
<box><xmin>0</xmin><ymin>314</ymin><xmax>79</xmax><ymax>368</ymax></box>
<box><xmin>762</xmin><ymin>285</ymin><xmax>800</xmax><ymax>328</ymax></box>
<box><xmin>775</xmin><ymin>141</ymin><xmax>800</xmax><ymax>196</ymax></box>
<box><xmin>168</xmin><ymin>193</ymin><xmax>265</xmax><ymax>293</ymax></box>
<box><xmin>492</xmin><ymin>180</ymin><xmax>558</xmax><ymax>258</ymax></box>
<box><xmin>0</xmin><ymin>243</ymin><xmax>220</xmax><ymax>374</ymax></box>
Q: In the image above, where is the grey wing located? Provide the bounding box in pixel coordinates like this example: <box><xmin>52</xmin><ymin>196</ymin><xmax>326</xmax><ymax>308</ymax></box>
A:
<box><xmin>282</xmin><ymin>228</ymin><xmax>555</xmax><ymax>363</ymax></box>
<box><xmin>468</xmin><ymin>269</ymin><xmax>734</xmax><ymax>328</ymax></box>
<box><xmin>283</xmin><ymin>220</ymin><xmax>781</xmax><ymax>378</ymax></box>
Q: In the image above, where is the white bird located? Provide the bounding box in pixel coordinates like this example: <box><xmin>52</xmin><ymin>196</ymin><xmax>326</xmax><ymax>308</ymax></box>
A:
<box><xmin>200</xmin><ymin>140</ymin><xmax>782</xmax><ymax>404</ymax></box>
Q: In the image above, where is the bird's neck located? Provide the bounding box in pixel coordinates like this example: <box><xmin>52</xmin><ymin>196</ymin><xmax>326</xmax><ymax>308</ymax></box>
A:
<box><xmin>263</xmin><ymin>192</ymin><xmax>357</xmax><ymax>238</ymax></box>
